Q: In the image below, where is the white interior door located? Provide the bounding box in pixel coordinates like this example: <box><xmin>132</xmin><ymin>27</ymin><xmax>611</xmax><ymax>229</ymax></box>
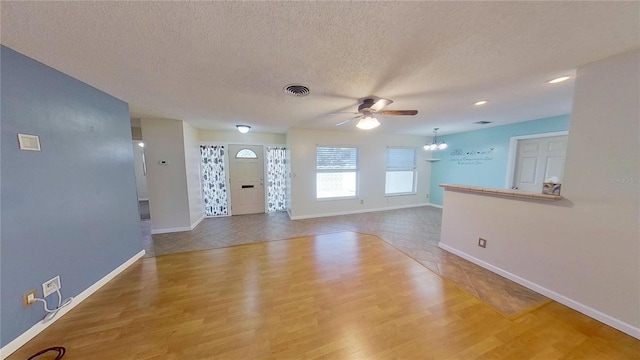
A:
<box><xmin>228</xmin><ymin>144</ymin><xmax>265</xmax><ymax>215</ymax></box>
<box><xmin>513</xmin><ymin>135</ymin><xmax>568</xmax><ymax>192</ymax></box>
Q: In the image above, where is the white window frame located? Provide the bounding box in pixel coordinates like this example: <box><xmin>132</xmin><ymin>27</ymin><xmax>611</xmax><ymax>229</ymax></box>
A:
<box><xmin>316</xmin><ymin>146</ymin><xmax>359</xmax><ymax>201</ymax></box>
<box><xmin>385</xmin><ymin>147</ymin><xmax>417</xmax><ymax>196</ymax></box>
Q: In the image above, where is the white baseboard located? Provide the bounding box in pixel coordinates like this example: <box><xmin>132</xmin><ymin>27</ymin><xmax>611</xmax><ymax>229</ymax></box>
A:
<box><xmin>427</xmin><ymin>203</ymin><xmax>443</xmax><ymax>209</ymax></box>
<box><xmin>438</xmin><ymin>243</ymin><xmax>640</xmax><ymax>339</ymax></box>
<box><xmin>190</xmin><ymin>214</ymin><xmax>205</xmax><ymax>230</ymax></box>
<box><xmin>151</xmin><ymin>226</ymin><xmax>191</xmax><ymax>234</ymax></box>
<box><xmin>289</xmin><ymin>203</ymin><xmax>431</xmax><ymax>220</ymax></box>
<box><xmin>150</xmin><ymin>214</ymin><xmax>207</xmax><ymax>234</ymax></box>
<box><xmin>137</xmin><ymin>198</ymin><xmax>149</xmax><ymax>201</ymax></box>
<box><xmin>0</xmin><ymin>249</ymin><xmax>146</xmax><ymax>359</ymax></box>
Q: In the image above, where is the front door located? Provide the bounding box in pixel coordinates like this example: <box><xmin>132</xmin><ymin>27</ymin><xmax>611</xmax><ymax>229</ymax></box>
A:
<box><xmin>513</xmin><ymin>135</ymin><xmax>568</xmax><ymax>192</ymax></box>
<box><xmin>228</xmin><ymin>144</ymin><xmax>265</xmax><ymax>215</ymax></box>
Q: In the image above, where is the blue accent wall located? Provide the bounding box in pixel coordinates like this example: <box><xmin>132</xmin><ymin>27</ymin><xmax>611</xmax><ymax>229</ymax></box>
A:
<box><xmin>1</xmin><ymin>46</ymin><xmax>143</xmax><ymax>347</ymax></box>
<box><xmin>429</xmin><ymin>115</ymin><xmax>570</xmax><ymax>206</ymax></box>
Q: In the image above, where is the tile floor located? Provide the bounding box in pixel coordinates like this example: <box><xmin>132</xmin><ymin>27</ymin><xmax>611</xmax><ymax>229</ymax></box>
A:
<box><xmin>139</xmin><ymin>206</ymin><xmax>548</xmax><ymax>317</ymax></box>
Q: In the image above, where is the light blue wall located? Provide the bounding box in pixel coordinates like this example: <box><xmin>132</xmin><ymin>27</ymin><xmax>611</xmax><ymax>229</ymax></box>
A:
<box><xmin>1</xmin><ymin>46</ymin><xmax>143</xmax><ymax>347</ymax></box>
<box><xmin>429</xmin><ymin>115</ymin><xmax>570</xmax><ymax>206</ymax></box>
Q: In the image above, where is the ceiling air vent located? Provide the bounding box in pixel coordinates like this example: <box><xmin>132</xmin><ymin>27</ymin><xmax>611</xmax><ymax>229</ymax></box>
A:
<box><xmin>284</xmin><ymin>84</ymin><xmax>310</xmax><ymax>97</ymax></box>
<box><xmin>474</xmin><ymin>121</ymin><xmax>493</xmax><ymax>125</ymax></box>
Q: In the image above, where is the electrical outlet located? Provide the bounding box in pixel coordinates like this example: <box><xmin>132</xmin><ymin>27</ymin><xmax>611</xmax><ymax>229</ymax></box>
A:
<box><xmin>360</xmin><ymin>200</ymin><xmax>364</xmax><ymax>205</ymax></box>
<box><xmin>478</xmin><ymin>238</ymin><xmax>487</xmax><ymax>248</ymax></box>
<box><xmin>42</xmin><ymin>276</ymin><xmax>61</xmax><ymax>297</ymax></box>
<box><xmin>23</xmin><ymin>290</ymin><xmax>37</xmax><ymax>307</ymax></box>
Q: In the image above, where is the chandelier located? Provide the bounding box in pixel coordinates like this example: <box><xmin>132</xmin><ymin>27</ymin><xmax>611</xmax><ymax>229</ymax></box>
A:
<box><xmin>423</xmin><ymin>128</ymin><xmax>448</xmax><ymax>151</ymax></box>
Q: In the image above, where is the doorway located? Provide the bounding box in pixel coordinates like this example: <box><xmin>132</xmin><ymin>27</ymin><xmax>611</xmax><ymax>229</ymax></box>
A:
<box><xmin>132</xmin><ymin>140</ymin><xmax>150</xmax><ymax>220</ymax></box>
<box><xmin>507</xmin><ymin>132</ymin><xmax>568</xmax><ymax>192</ymax></box>
<box><xmin>228</xmin><ymin>144</ymin><xmax>265</xmax><ymax>215</ymax></box>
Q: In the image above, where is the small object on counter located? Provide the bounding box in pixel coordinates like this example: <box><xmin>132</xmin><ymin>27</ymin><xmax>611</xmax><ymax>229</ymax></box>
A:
<box><xmin>542</xmin><ymin>181</ymin><xmax>561</xmax><ymax>195</ymax></box>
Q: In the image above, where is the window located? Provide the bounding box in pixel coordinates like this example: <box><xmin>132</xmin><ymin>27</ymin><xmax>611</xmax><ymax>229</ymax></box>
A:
<box><xmin>236</xmin><ymin>149</ymin><xmax>258</xmax><ymax>159</ymax></box>
<box><xmin>316</xmin><ymin>147</ymin><xmax>358</xmax><ymax>199</ymax></box>
<box><xmin>385</xmin><ymin>148</ymin><xmax>416</xmax><ymax>195</ymax></box>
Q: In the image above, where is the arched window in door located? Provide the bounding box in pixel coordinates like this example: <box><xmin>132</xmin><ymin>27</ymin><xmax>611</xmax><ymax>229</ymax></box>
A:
<box><xmin>236</xmin><ymin>149</ymin><xmax>258</xmax><ymax>159</ymax></box>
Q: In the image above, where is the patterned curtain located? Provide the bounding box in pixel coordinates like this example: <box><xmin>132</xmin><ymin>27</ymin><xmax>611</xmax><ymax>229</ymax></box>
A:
<box><xmin>266</xmin><ymin>147</ymin><xmax>287</xmax><ymax>212</ymax></box>
<box><xmin>200</xmin><ymin>145</ymin><xmax>228</xmax><ymax>216</ymax></box>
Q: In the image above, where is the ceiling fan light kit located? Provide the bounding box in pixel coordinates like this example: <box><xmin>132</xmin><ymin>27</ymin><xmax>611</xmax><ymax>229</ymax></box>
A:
<box><xmin>331</xmin><ymin>97</ymin><xmax>418</xmax><ymax>129</ymax></box>
<box><xmin>356</xmin><ymin>115</ymin><xmax>380</xmax><ymax>130</ymax></box>
<box><xmin>236</xmin><ymin>125</ymin><xmax>251</xmax><ymax>133</ymax></box>
<box><xmin>424</xmin><ymin>128</ymin><xmax>448</xmax><ymax>151</ymax></box>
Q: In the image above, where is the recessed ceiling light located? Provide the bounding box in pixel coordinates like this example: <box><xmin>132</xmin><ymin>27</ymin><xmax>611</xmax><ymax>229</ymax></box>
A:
<box><xmin>474</xmin><ymin>100</ymin><xmax>488</xmax><ymax>106</ymax></box>
<box><xmin>547</xmin><ymin>76</ymin><xmax>570</xmax><ymax>84</ymax></box>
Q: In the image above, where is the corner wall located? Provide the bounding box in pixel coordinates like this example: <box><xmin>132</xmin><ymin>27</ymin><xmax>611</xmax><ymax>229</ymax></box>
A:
<box><xmin>439</xmin><ymin>50</ymin><xmax>640</xmax><ymax>337</ymax></box>
<box><xmin>0</xmin><ymin>46</ymin><xmax>143</xmax><ymax>347</ymax></box>
<box><xmin>182</xmin><ymin>122</ymin><xmax>204</xmax><ymax>226</ymax></box>
<box><xmin>141</xmin><ymin>119</ymin><xmax>205</xmax><ymax>233</ymax></box>
<box><xmin>140</xmin><ymin>118</ymin><xmax>191</xmax><ymax>233</ymax></box>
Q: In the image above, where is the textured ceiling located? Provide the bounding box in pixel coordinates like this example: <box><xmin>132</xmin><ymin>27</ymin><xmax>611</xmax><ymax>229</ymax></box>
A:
<box><xmin>2</xmin><ymin>1</ymin><xmax>638</xmax><ymax>135</ymax></box>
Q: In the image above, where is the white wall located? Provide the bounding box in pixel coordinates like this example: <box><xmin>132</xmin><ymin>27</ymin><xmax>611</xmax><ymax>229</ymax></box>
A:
<box><xmin>183</xmin><ymin>122</ymin><xmax>204</xmax><ymax>226</ymax></box>
<box><xmin>200</xmin><ymin>129</ymin><xmax>285</xmax><ymax>145</ymax></box>
<box><xmin>132</xmin><ymin>141</ymin><xmax>149</xmax><ymax>200</ymax></box>
<box><xmin>287</xmin><ymin>128</ymin><xmax>431</xmax><ymax>219</ymax></box>
<box><xmin>140</xmin><ymin>118</ymin><xmax>191</xmax><ymax>233</ymax></box>
<box><xmin>439</xmin><ymin>50</ymin><xmax>640</xmax><ymax>338</ymax></box>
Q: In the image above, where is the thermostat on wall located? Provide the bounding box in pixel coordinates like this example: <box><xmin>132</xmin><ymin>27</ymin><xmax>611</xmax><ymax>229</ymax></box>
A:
<box><xmin>18</xmin><ymin>133</ymin><xmax>41</xmax><ymax>151</ymax></box>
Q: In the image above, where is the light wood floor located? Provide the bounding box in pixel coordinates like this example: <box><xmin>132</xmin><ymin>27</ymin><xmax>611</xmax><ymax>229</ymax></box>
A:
<box><xmin>10</xmin><ymin>232</ymin><xmax>639</xmax><ymax>359</ymax></box>
<box><xmin>144</xmin><ymin>207</ymin><xmax>549</xmax><ymax>317</ymax></box>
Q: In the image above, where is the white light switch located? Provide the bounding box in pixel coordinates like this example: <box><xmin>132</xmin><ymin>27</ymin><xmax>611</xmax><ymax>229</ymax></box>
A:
<box><xmin>18</xmin><ymin>134</ymin><xmax>41</xmax><ymax>151</ymax></box>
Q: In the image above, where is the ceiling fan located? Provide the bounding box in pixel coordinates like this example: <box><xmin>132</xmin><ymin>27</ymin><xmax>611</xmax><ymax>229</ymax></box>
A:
<box><xmin>331</xmin><ymin>97</ymin><xmax>418</xmax><ymax>129</ymax></box>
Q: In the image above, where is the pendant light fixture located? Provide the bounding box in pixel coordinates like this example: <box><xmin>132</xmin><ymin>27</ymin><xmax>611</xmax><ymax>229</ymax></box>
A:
<box><xmin>424</xmin><ymin>128</ymin><xmax>448</xmax><ymax>151</ymax></box>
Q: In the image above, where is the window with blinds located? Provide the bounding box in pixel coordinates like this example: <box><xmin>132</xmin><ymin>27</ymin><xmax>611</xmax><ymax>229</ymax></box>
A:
<box><xmin>316</xmin><ymin>147</ymin><xmax>358</xmax><ymax>199</ymax></box>
<box><xmin>385</xmin><ymin>148</ymin><xmax>417</xmax><ymax>195</ymax></box>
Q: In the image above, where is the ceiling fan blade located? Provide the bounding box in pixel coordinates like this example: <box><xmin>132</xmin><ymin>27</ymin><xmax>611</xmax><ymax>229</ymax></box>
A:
<box><xmin>378</xmin><ymin>110</ymin><xmax>418</xmax><ymax>116</ymax></box>
<box><xmin>336</xmin><ymin>115</ymin><xmax>363</xmax><ymax>126</ymax></box>
<box><xmin>370</xmin><ymin>98</ymin><xmax>393</xmax><ymax>112</ymax></box>
<box><xmin>328</xmin><ymin>111</ymin><xmax>359</xmax><ymax>116</ymax></box>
